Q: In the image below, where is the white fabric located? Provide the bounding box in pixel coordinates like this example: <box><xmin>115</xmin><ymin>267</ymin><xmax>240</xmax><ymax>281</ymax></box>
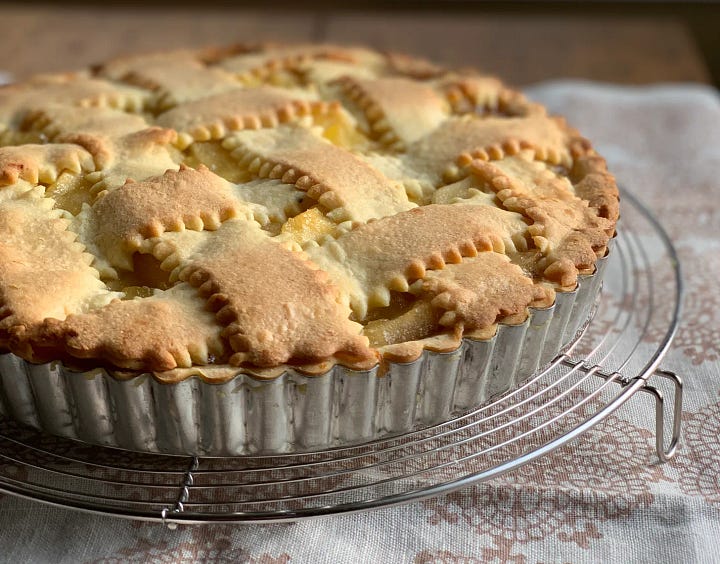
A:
<box><xmin>1</xmin><ymin>81</ymin><xmax>719</xmax><ymax>563</ymax></box>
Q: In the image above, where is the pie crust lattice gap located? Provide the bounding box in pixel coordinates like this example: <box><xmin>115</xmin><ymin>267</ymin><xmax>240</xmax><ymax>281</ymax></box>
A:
<box><xmin>0</xmin><ymin>43</ymin><xmax>618</xmax><ymax>377</ymax></box>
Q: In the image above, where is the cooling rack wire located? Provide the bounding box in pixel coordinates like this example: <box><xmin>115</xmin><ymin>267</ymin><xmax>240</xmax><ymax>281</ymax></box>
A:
<box><xmin>0</xmin><ymin>187</ymin><xmax>683</xmax><ymax>526</ymax></box>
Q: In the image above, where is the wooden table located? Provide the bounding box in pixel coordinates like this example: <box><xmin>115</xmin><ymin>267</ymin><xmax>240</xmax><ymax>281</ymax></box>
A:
<box><xmin>0</xmin><ymin>5</ymin><xmax>710</xmax><ymax>86</ymax></box>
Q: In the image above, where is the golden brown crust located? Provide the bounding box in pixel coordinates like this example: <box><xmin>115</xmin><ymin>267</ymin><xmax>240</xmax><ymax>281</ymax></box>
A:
<box><xmin>0</xmin><ymin>185</ymin><xmax>114</xmax><ymax>349</ymax></box>
<box><xmin>120</xmin><ymin>59</ymin><xmax>243</xmax><ymax>110</ymax></box>
<box><xmin>570</xmin><ymin>153</ymin><xmax>620</xmax><ymax>222</ymax></box>
<box><xmin>469</xmin><ymin>156</ymin><xmax>613</xmax><ymax>287</ymax></box>
<box><xmin>0</xmin><ymin>43</ymin><xmax>619</xmax><ymax>377</ymax></box>
<box><xmin>0</xmin><ymin>75</ymin><xmax>148</xmax><ymax>131</ymax></box>
<box><xmin>416</xmin><ymin>252</ymin><xmax>547</xmax><ymax>330</ymax></box>
<box><xmin>155</xmin><ymin>87</ymin><xmax>339</xmax><ymax>149</ymax></box>
<box><xmin>93</xmin><ymin>165</ymin><xmax>248</xmax><ymax>270</ymax></box>
<box><xmin>306</xmin><ymin>203</ymin><xmax>528</xmax><ymax>320</ymax></box>
<box><xmin>407</xmin><ymin>115</ymin><xmax>571</xmax><ymax>184</ymax></box>
<box><xmin>216</xmin><ymin>43</ymin><xmax>382</xmax><ymax>79</ymax></box>
<box><xmin>333</xmin><ymin>76</ymin><xmax>449</xmax><ymax>147</ymax></box>
<box><xmin>384</xmin><ymin>51</ymin><xmax>447</xmax><ymax>79</ymax></box>
<box><xmin>27</xmin><ymin>285</ymin><xmax>226</xmax><ymax>371</ymax></box>
<box><xmin>177</xmin><ymin>220</ymin><xmax>375</xmax><ymax>368</ymax></box>
<box><xmin>223</xmin><ymin>125</ymin><xmax>413</xmax><ymax>222</ymax></box>
<box><xmin>0</xmin><ymin>144</ymin><xmax>95</xmax><ymax>186</ymax></box>
<box><xmin>440</xmin><ymin>75</ymin><xmax>542</xmax><ymax>117</ymax></box>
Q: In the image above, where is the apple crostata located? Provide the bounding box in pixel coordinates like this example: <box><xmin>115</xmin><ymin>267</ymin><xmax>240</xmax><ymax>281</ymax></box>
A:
<box><xmin>0</xmin><ymin>43</ymin><xmax>618</xmax><ymax>379</ymax></box>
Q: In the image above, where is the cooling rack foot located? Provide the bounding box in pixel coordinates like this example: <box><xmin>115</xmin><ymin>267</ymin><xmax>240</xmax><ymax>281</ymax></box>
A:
<box><xmin>634</xmin><ymin>369</ymin><xmax>683</xmax><ymax>462</ymax></box>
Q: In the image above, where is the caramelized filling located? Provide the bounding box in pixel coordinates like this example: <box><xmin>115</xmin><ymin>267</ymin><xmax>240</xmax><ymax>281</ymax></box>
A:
<box><xmin>280</xmin><ymin>207</ymin><xmax>336</xmax><ymax>246</ymax></box>
<box><xmin>316</xmin><ymin>113</ymin><xmax>370</xmax><ymax>150</ymax></box>
<box><xmin>364</xmin><ymin>301</ymin><xmax>441</xmax><ymax>347</ymax></box>
<box><xmin>184</xmin><ymin>141</ymin><xmax>247</xmax><ymax>183</ymax></box>
<box><xmin>47</xmin><ymin>172</ymin><xmax>95</xmax><ymax>215</ymax></box>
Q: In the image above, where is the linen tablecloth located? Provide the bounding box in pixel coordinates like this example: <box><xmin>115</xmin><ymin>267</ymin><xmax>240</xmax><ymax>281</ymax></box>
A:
<box><xmin>0</xmin><ymin>80</ymin><xmax>718</xmax><ymax>564</ymax></box>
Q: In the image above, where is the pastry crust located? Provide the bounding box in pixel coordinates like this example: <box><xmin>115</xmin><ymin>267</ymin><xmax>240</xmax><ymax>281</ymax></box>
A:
<box><xmin>0</xmin><ymin>43</ymin><xmax>618</xmax><ymax>376</ymax></box>
<box><xmin>222</xmin><ymin>125</ymin><xmax>413</xmax><ymax>222</ymax></box>
<box><xmin>28</xmin><ymin>284</ymin><xmax>226</xmax><ymax>371</ymax></box>
<box><xmin>92</xmin><ymin>164</ymin><xmax>249</xmax><ymax>270</ymax></box>
<box><xmin>176</xmin><ymin>219</ymin><xmax>375</xmax><ymax>368</ymax></box>
<box><xmin>0</xmin><ymin>143</ymin><xmax>95</xmax><ymax>185</ymax></box>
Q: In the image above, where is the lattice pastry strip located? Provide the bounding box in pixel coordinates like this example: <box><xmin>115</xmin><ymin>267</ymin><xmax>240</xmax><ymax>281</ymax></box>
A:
<box><xmin>407</xmin><ymin>115</ymin><xmax>572</xmax><ymax>185</ymax></box>
<box><xmin>332</xmin><ymin>76</ymin><xmax>449</xmax><ymax>148</ymax></box>
<box><xmin>155</xmin><ymin>87</ymin><xmax>339</xmax><ymax>149</ymax></box>
<box><xmin>307</xmin><ymin>203</ymin><xmax>529</xmax><ymax>320</ymax></box>
<box><xmin>120</xmin><ymin>59</ymin><xmax>244</xmax><ymax>111</ymax></box>
<box><xmin>0</xmin><ymin>75</ymin><xmax>149</xmax><ymax>131</ymax></box>
<box><xmin>0</xmin><ymin>144</ymin><xmax>95</xmax><ymax>186</ymax></box>
<box><xmin>19</xmin><ymin>105</ymin><xmax>183</xmax><ymax>197</ymax></box>
<box><xmin>173</xmin><ymin>219</ymin><xmax>375</xmax><ymax>368</ymax></box>
<box><xmin>217</xmin><ymin>44</ymin><xmax>386</xmax><ymax>81</ymax></box>
<box><xmin>570</xmin><ymin>152</ymin><xmax>620</xmax><ymax>221</ymax></box>
<box><xmin>384</xmin><ymin>51</ymin><xmax>447</xmax><ymax>79</ymax></box>
<box><xmin>0</xmin><ymin>183</ymin><xmax>118</xmax><ymax>347</ymax></box>
<box><xmin>440</xmin><ymin>75</ymin><xmax>541</xmax><ymax>117</ymax></box>
<box><xmin>91</xmin><ymin>165</ymin><xmax>253</xmax><ymax>272</ymax></box>
<box><xmin>411</xmin><ymin>252</ymin><xmax>550</xmax><ymax>330</ymax></box>
<box><xmin>95</xmin><ymin>48</ymin><xmax>223</xmax><ymax>81</ymax></box>
<box><xmin>20</xmin><ymin>105</ymin><xmax>153</xmax><ymax>165</ymax></box>
<box><xmin>28</xmin><ymin>284</ymin><xmax>226</xmax><ymax>371</ymax></box>
<box><xmin>222</xmin><ymin>125</ymin><xmax>414</xmax><ymax>222</ymax></box>
<box><xmin>362</xmin><ymin>252</ymin><xmax>549</xmax><ymax>352</ymax></box>
<box><xmin>469</xmin><ymin>157</ymin><xmax>614</xmax><ymax>286</ymax></box>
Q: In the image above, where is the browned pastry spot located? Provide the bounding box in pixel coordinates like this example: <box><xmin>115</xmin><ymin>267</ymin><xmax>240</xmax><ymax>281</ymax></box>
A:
<box><xmin>93</xmin><ymin>164</ymin><xmax>245</xmax><ymax>270</ymax></box>
<box><xmin>0</xmin><ymin>144</ymin><xmax>95</xmax><ymax>186</ymax></box>
<box><xmin>384</xmin><ymin>51</ymin><xmax>447</xmax><ymax>79</ymax></box>
<box><xmin>27</xmin><ymin>285</ymin><xmax>226</xmax><ymax>371</ymax></box>
<box><xmin>177</xmin><ymin>219</ymin><xmax>375</xmax><ymax>368</ymax></box>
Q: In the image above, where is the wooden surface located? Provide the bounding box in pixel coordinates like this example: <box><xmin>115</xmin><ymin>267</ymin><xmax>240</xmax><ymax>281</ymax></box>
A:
<box><xmin>0</xmin><ymin>5</ymin><xmax>710</xmax><ymax>86</ymax></box>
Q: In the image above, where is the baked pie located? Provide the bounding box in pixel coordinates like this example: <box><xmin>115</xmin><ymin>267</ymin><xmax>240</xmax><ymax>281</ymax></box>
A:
<box><xmin>0</xmin><ymin>43</ymin><xmax>618</xmax><ymax>453</ymax></box>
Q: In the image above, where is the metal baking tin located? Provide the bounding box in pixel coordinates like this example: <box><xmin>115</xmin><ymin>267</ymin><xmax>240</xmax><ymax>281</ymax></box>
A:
<box><xmin>0</xmin><ymin>253</ymin><xmax>609</xmax><ymax>456</ymax></box>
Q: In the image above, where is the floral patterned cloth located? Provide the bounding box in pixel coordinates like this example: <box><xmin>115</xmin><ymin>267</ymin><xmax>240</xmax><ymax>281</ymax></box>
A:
<box><xmin>0</xmin><ymin>82</ymin><xmax>719</xmax><ymax>564</ymax></box>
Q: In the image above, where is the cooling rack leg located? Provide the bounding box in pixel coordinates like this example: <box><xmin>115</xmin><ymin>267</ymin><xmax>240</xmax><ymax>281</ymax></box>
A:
<box><xmin>635</xmin><ymin>369</ymin><xmax>683</xmax><ymax>462</ymax></box>
<box><xmin>161</xmin><ymin>456</ymin><xmax>199</xmax><ymax>529</ymax></box>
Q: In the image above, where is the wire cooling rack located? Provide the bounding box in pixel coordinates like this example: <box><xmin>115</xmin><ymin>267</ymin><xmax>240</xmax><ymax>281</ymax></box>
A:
<box><xmin>0</xmin><ymin>188</ymin><xmax>683</xmax><ymax>525</ymax></box>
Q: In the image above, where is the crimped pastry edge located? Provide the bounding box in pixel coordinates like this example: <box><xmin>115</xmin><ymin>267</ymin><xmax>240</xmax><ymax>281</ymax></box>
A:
<box><xmin>0</xmin><ymin>250</ymin><xmax>608</xmax><ymax>455</ymax></box>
